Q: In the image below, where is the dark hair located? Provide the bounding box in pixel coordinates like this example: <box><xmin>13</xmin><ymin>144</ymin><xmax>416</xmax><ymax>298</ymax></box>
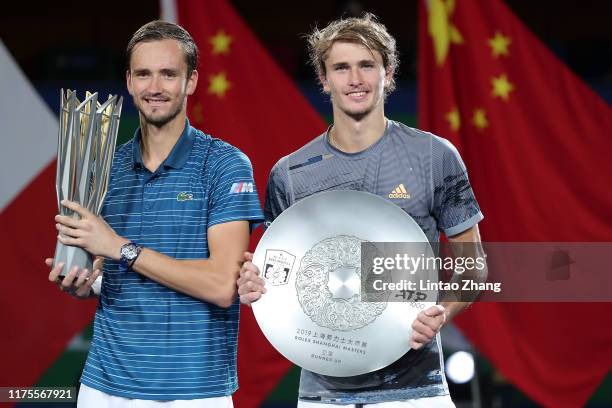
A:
<box><xmin>126</xmin><ymin>20</ymin><xmax>199</xmax><ymax>76</ymax></box>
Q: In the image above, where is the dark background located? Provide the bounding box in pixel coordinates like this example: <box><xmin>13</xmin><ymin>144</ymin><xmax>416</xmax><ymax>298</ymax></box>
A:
<box><xmin>2</xmin><ymin>0</ymin><xmax>612</xmax><ymax>89</ymax></box>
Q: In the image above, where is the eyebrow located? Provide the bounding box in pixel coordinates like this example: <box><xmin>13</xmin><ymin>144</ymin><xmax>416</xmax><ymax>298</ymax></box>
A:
<box><xmin>331</xmin><ymin>62</ymin><xmax>349</xmax><ymax>69</ymax></box>
<box><xmin>132</xmin><ymin>68</ymin><xmax>181</xmax><ymax>75</ymax></box>
<box><xmin>331</xmin><ymin>59</ymin><xmax>377</xmax><ymax>69</ymax></box>
<box><xmin>160</xmin><ymin>68</ymin><xmax>179</xmax><ymax>75</ymax></box>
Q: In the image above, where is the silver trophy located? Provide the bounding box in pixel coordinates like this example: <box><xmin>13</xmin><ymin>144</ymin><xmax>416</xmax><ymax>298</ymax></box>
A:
<box><xmin>252</xmin><ymin>190</ymin><xmax>438</xmax><ymax>376</ymax></box>
<box><xmin>53</xmin><ymin>89</ymin><xmax>122</xmax><ymax>276</ymax></box>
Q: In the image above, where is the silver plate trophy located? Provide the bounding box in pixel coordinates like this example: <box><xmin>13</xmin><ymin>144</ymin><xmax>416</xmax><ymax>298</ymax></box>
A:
<box><xmin>53</xmin><ymin>89</ymin><xmax>122</xmax><ymax>276</ymax></box>
<box><xmin>252</xmin><ymin>190</ymin><xmax>437</xmax><ymax>377</ymax></box>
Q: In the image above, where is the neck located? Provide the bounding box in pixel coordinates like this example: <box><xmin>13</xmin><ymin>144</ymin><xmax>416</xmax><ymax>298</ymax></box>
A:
<box><xmin>329</xmin><ymin>107</ymin><xmax>387</xmax><ymax>153</ymax></box>
<box><xmin>139</xmin><ymin>112</ymin><xmax>186</xmax><ymax>172</ymax></box>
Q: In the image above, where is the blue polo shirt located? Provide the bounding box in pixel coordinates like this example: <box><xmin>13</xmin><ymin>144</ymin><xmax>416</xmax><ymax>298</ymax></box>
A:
<box><xmin>80</xmin><ymin>120</ymin><xmax>264</xmax><ymax>400</ymax></box>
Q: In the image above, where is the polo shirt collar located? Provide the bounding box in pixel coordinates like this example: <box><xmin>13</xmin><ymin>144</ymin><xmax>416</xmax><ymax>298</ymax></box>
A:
<box><xmin>132</xmin><ymin>118</ymin><xmax>195</xmax><ymax>170</ymax></box>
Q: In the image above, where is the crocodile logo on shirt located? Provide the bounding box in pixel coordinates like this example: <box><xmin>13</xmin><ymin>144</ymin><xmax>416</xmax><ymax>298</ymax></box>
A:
<box><xmin>177</xmin><ymin>192</ymin><xmax>194</xmax><ymax>201</ymax></box>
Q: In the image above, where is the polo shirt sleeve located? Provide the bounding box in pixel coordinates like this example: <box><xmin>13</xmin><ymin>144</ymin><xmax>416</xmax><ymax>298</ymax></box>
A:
<box><xmin>431</xmin><ymin>137</ymin><xmax>484</xmax><ymax>237</ymax></box>
<box><xmin>208</xmin><ymin>145</ymin><xmax>264</xmax><ymax>228</ymax></box>
<box><xmin>264</xmin><ymin>159</ymin><xmax>291</xmax><ymax>227</ymax></box>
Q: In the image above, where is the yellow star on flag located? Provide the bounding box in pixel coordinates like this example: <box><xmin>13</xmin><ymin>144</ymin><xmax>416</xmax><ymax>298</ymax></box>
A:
<box><xmin>491</xmin><ymin>74</ymin><xmax>515</xmax><ymax>101</ymax></box>
<box><xmin>472</xmin><ymin>108</ymin><xmax>489</xmax><ymax>130</ymax></box>
<box><xmin>210</xmin><ymin>30</ymin><xmax>232</xmax><ymax>55</ymax></box>
<box><xmin>428</xmin><ymin>0</ymin><xmax>464</xmax><ymax>65</ymax></box>
<box><xmin>488</xmin><ymin>31</ymin><xmax>511</xmax><ymax>58</ymax></box>
<box><xmin>208</xmin><ymin>72</ymin><xmax>231</xmax><ymax>97</ymax></box>
<box><xmin>445</xmin><ymin>107</ymin><xmax>461</xmax><ymax>131</ymax></box>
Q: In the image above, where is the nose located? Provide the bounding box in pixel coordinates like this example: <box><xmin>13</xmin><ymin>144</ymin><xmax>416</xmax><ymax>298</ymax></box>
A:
<box><xmin>348</xmin><ymin>67</ymin><xmax>363</xmax><ymax>86</ymax></box>
<box><xmin>147</xmin><ymin>74</ymin><xmax>163</xmax><ymax>94</ymax></box>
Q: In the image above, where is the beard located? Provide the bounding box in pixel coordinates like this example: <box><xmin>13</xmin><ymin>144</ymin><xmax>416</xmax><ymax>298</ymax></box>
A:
<box><xmin>333</xmin><ymin>89</ymin><xmax>384</xmax><ymax>122</ymax></box>
<box><xmin>142</xmin><ymin>104</ymin><xmax>183</xmax><ymax>128</ymax></box>
<box><xmin>343</xmin><ymin>105</ymin><xmax>373</xmax><ymax>122</ymax></box>
<box><xmin>339</xmin><ymin>99</ymin><xmax>381</xmax><ymax>122</ymax></box>
<box><xmin>134</xmin><ymin>92</ymin><xmax>185</xmax><ymax>128</ymax></box>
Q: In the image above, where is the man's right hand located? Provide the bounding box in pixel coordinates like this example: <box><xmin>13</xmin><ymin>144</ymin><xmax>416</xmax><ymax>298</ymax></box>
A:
<box><xmin>46</xmin><ymin>258</ymin><xmax>102</xmax><ymax>299</ymax></box>
<box><xmin>237</xmin><ymin>251</ymin><xmax>266</xmax><ymax>305</ymax></box>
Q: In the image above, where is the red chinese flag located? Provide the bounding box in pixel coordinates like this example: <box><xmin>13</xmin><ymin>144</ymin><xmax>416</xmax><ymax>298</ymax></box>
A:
<box><xmin>418</xmin><ymin>1</ymin><xmax>612</xmax><ymax>406</ymax></box>
<box><xmin>171</xmin><ymin>1</ymin><xmax>327</xmax><ymax>406</ymax></box>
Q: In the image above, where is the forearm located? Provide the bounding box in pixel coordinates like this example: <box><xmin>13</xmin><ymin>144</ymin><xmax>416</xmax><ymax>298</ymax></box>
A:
<box><xmin>442</xmin><ymin>224</ymin><xmax>488</xmax><ymax>321</ymax></box>
<box><xmin>130</xmin><ymin>250</ymin><xmax>240</xmax><ymax>307</ymax></box>
<box><xmin>118</xmin><ymin>222</ymin><xmax>249</xmax><ymax>307</ymax></box>
<box><xmin>441</xmin><ymin>264</ymin><xmax>487</xmax><ymax>323</ymax></box>
<box><xmin>440</xmin><ymin>300</ymin><xmax>470</xmax><ymax>322</ymax></box>
<box><xmin>101</xmin><ymin>237</ymin><xmax>239</xmax><ymax>305</ymax></box>
<box><xmin>56</xmin><ymin>201</ymin><xmax>251</xmax><ymax>307</ymax></box>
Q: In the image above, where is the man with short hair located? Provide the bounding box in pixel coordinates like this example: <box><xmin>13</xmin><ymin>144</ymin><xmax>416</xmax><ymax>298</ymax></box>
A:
<box><xmin>238</xmin><ymin>14</ymin><xmax>484</xmax><ymax>407</ymax></box>
<box><xmin>49</xmin><ymin>20</ymin><xmax>263</xmax><ymax>407</ymax></box>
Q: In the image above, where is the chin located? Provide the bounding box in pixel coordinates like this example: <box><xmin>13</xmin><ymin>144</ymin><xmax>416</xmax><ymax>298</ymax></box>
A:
<box><xmin>143</xmin><ymin>107</ymin><xmax>182</xmax><ymax>128</ymax></box>
<box><xmin>144</xmin><ymin>115</ymin><xmax>174</xmax><ymax>128</ymax></box>
<box><xmin>343</xmin><ymin>106</ymin><xmax>373</xmax><ymax>120</ymax></box>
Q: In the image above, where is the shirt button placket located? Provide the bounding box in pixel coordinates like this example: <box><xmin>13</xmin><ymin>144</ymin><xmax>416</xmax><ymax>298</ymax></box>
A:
<box><xmin>144</xmin><ymin>181</ymin><xmax>152</xmax><ymax>212</ymax></box>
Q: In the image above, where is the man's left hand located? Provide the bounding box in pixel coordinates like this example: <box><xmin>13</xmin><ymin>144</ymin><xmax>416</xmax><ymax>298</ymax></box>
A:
<box><xmin>55</xmin><ymin>200</ymin><xmax>127</xmax><ymax>260</ymax></box>
<box><xmin>410</xmin><ymin>305</ymin><xmax>447</xmax><ymax>350</ymax></box>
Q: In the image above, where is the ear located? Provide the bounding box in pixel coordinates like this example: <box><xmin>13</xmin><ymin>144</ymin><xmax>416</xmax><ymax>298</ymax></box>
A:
<box><xmin>126</xmin><ymin>69</ymin><xmax>133</xmax><ymax>96</ymax></box>
<box><xmin>186</xmin><ymin>69</ymin><xmax>199</xmax><ymax>96</ymax></box>
<box><xmin>383</xmin><ymin>67</ymin><xmax>394</xmax><ymax>89</ymax></box>
<box><xmin>320</xmin><ymin>74</ymin><xmax>330</xmax><ymax>94</ymax></box>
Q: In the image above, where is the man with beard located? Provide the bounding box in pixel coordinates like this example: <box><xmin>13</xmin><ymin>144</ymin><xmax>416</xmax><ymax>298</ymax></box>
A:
<box><xmin>237</xmin><ymin>14</ymin><xmax>485</xmax><ymax>407</ymax></box>
<box><xmin>48</xmin><ymin>20</ymin><xmax>263</xmax><ymax>407</ymax></box>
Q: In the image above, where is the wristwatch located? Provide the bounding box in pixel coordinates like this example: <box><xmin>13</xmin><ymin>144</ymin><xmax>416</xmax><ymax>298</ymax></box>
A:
<box><xmin>120</xmin><ymin>242</ymin><xmax>142</xmax><ymax>268</ymax></box>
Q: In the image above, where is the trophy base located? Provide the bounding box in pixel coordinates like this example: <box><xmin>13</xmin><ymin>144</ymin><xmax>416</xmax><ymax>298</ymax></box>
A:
<box><xmin>53</xmin><ymin>241</ymin><xmax>94</xmax><ymax>277</ymax></box>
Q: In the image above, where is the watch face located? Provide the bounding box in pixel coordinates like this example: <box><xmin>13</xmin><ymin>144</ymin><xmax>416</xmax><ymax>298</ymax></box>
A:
<box><xmin>122</xmin><ymin>244</ymin><xmax>138</xmax><ymax>260</ymax></box>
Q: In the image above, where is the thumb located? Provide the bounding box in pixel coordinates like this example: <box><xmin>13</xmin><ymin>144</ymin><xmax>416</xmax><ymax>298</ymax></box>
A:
<box><xmin>425</xmin><ymin>304</ymin><xmax>445</xmax><ymax>317</ymax></box>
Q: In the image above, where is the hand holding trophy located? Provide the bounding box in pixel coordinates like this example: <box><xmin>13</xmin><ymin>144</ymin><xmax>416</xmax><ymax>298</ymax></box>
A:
<box><xmin>52</xmin><ymin>89</ymin><xmax>122</xmax><ymax>277</ymax></box>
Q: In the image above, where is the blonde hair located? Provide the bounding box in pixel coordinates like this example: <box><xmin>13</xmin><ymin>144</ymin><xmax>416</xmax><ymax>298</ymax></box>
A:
<box><xmin>307</xmin><ymin>13</ymin><xmax>398</xmax><ymax>94</ymax></box>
